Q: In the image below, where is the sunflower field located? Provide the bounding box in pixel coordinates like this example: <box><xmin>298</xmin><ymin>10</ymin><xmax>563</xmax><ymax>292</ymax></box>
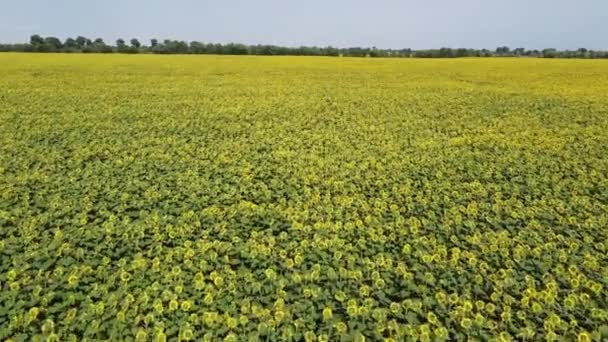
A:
<box><xmin>1</xmin><ymin>54</ymin><xmax>608</xmax><ymax>341</ymax></box>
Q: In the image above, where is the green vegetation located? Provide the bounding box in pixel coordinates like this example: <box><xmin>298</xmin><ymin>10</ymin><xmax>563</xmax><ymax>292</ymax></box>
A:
<box><xmin>1</xmin><ymin>54</ymin><xmax>608</xmax><ymax>341</ymax></box>
<box><xmin>0</xmin><ymin>34</ymin><xmax>607</xmax><ymax>58</ymax></box>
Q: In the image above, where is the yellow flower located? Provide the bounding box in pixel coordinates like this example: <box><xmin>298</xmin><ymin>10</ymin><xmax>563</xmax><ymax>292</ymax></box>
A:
<box><xmin>265</xmin><ymin>268</ymin><xmax>277</xmax><ymax>280</ymax></box>
<box><xmin>9</xmin><ymin>282</ymin><xmax>20</xmax><ymax>291</ymax></box>
<box><xmin>462</xmin><ymin>301</ymin><xmax>473</xmax><ymax>312</ymax></box>
<box><xmin>434</xmin><ymin>326</ymin><xmax>449</xmax><ymax>340</ymax></box>
<box><xmin>180</xmin><ymin>300</ymin><xmax>192</xmax><ymax>311</ymax></box>
<box><xmin>474</xmin><ymin>313</ymin><xmax>484</xmax><ymax>326</ymax></box>
<box><xmin>169</xmin><ymin>299</ymin><xmax>179</xmax><ymax>311</ymax></box>
<box><xmin>498</xmin><ymin>332</ymin><xmax>512</xmax><ymax>342</ymax></box>
<box><xmin>224</xmin><ymin>333</ymin><xmax>237</xmax><ymax>342</ymax></box>
<box><xmin>46</xmin><ymin>333</ymin><xmax>60</xmax><ymax>342</ymax></box>
<box><xmin>153</xmin><ymin>299</ymin><xmax>164</xmax><ymax>313</ymax></box>
<box><xmin>213</xmin><ymin>276</ymin><xmax>224</xmax><ymax>287</ymax></box>
<box><xmin>120</xmin><ymin>271</ymin><xmax>131</xmax><ymax>282</ymax></box>
<box><xmin>435</xmin><ymin>292</ymin><xmax>447</xmax><ymax>305</ymax></box>
<box><xmin>204</xmin><ymin>312</ymin><xmax>218</xmax><ymax>326</ymax></box>
<box><xmin>347</xmin><ymin>305</ymin><xmax>358</xmax><ymax>316</ymax></box>
<box><xmin>28</xmin><ymin>307</ymin><xmax>39</xmax><ymax>322</ymax></box>
<box><xmin>460</xmin><ymin>318</ymin><xmax>472</xmax><ymax>330</ymax></box>
<box><xmin>335</xmin><ymin>321</ymin><xmax>348</xmax><ymax>333</ymax></box>
<box><xmin>67</xmin><ymin>274</ymin><xmax>79</xmax><ymax>287</ymax></box>
<box><xmin>577</xmin><ymin>332</ymin><xmax>591</xmax><ymax>342</ymax></box>
<box><xmin>227</xmin><ymin>316</ymin><xmax>238</xmax><ymax>329</ymax></box>
<box><xmin>66</xmin><ymin>308</ymin><xmax>77</xmax><ymax>321</ymax></box>
<box><xmin>323</xmin><ymin>307</ymin><xmax>333</xmax><ymax>321</ymax></box>
<box><xmin>181</xmin><ymin>328</ymin><xmax>194</xmax><ymax>341</ymax></box>
<box><xmin>135</xmin><ymin>329</ymin><xmax>147</xmax><ymax>342</ymax></box>
<box><xmin>274</xmin><ymin>310</ymin><xmax>285</xmax><ymax>322</ymax></box>
<box><xmin>204</xmin><ymin>293</ymin><xmax>213</xmax><ymax>305</ymax></box>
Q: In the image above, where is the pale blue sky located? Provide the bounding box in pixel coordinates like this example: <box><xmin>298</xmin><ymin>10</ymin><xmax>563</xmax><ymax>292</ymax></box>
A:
<box><xmin>0</xmin><ymin>0</ymin><xmax>606</xmax><ymax>49</ymax></box>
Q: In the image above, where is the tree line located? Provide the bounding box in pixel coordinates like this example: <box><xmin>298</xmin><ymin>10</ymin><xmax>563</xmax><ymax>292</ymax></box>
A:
<box><xmin>1</xmin><ymin>34</ymin><xmax>607</xmax><ymax>58</ymax></box>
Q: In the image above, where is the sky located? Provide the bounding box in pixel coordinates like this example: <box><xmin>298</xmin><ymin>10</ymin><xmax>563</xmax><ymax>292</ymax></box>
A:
<box><xmin>0</xmin><ymin>0</ymin><xmax>606</xmax><ymax>50</ymax></box>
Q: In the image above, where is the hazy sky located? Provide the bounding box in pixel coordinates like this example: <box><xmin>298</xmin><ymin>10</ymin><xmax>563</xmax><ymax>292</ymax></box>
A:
<box><xmin>1</xmin><ymin>0</ymin><xmax>606</xmax><ymax>50</ymax></box>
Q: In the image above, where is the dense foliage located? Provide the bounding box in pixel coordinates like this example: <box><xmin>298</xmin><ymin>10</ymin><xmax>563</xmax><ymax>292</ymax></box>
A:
<box><xmin>1</xmin><ymin>54</ymin><xmax>608</xmax><ymax>341</ymax></box>
<box><xmin>1</xmin><ymin>34</ymin><xmax>608</xmax><ymax>58</ymax></box>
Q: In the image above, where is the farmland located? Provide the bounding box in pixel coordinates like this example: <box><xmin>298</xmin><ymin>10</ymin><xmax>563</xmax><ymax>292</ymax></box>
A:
<box><xmin>1</xmin><ymin>54</ymin><xmax>608</xmax><ymax>341</ymax></box>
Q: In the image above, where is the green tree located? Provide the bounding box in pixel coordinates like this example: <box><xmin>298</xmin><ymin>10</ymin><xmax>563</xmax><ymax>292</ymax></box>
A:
<box><xmin>43</xmin><ymin>37</ymin><xmax>63</xmax><ymax>51</ymax></box>
<box><xmin>64</xmin><ymin>37</ymin><xmax>78</xmax><ymax>49</ymax></box>
<box><xmin>577</xmin><ymin>48</ymin><xmax>588</xmax><ymax>58</ymax></box>
<box><xmin>190</xmin><ymin>41</ymin><xmax>207</xmax><ymax>54</ymax></box>
<box><xmin>438</xmin><ymin>47</ymin><xmax>454</xmax><ymax>58</ymax></box>
<box><xmin>130</xmin><ymin>38</ymin><xmax>141</xmax><ymax>48</ymax></box>
<box><xmin>116</xmin><ymin>38</ymin><xmax>126</xmax><ymax>52</ymax></box>
<box><xmin>30</xmin><ymin>34</ymin><xmax>44</xmax><ymax>46</ymax></box>
<box><xmin>75</xmin><ymin>36</ymin><xmax>88</xmax><ymax>48</ymax></box>
<box><xmin>495</xmin><ymin>46</ymin><xmax>510</xmax><ymax>56</ymax></box>
<box><xmin>542</xmin><ymin>48</ymin><xmax>557</xmax><ymax>58</ymax></box>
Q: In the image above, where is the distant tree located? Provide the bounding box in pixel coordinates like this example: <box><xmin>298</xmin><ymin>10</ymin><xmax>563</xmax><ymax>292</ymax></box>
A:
<box><xmin>326</xmin><ymin>46</ymin><xmax>340</xmax><ymax>57</ymax></box>
<box><xmin>43</xmin><ymin>36</ymin><xmax>63</xmax><ymax>51</ymax></box>
<box><xmin>190</xmin><ymin>41</ymin><xmax>207</xmax><ymax>54</ymax></box>
<box><xmin>513</xmin><ymin>47</ymin><xmax>525</xmax><ymax>56</ymax></box>
<box><xmin>369</xmin><ymin>47</ymin><xmax>389</xmax><ymax>58</ymax></box>
<box><xmin>495</xmin><ymin>46</ymin><xmax>511</xmax><ymax>56</ymax></box>
<box><xmin>221</xmin><ymin>43</ymin><xmax>247</xmax><ymax>55</ymax></box>
<box><xmin>177</xmin><ymin>40</ymin><xmax>190</xmax><ymax>53</ymax></box>
<box><xmin>64</xmin><ymin>37</ymin><xmax>78</xmax><ymax>49</ymax></box>
<box><xmin>453</xmin><ymin>48</ymin><xmax>465</xmax><ymax>57</ymax></box>
<box><xmin>30</xmin><ymin>34</ymin><xmax>44</xmax><ymax>46</ymax></box>
<box><xmin>75</xmin><ymin>36</ymin><xmax>88</xmax><ymax>48</ymax></box>
<box><xmin>344</xmin><ymin>47</ymin><xmax>368</xmax><ymax>57</ymax></box>
<box><xmin>116</xmin><ymin>38</ymin><xmax>126</xmax><ymax>52</ymax></box>
<box><xmin>577</xmin><ymin>48</ymin><xmax>588</xmax><ymax>58</ymax></box>
<box><xmin>438</xmin><ymin>47</ymin><xmax>454</xmax><ymax>58</ymax></box>
<box><xmin>98</xmin><ymin>42</ymin><xmax>113</xmax><ymax>53</ymax></box>
<box><xmin>400</xmin><ymin>48</ymin><xmax>412</xmax><ymax>57</ymax></box>
<box><xmin>162</xmin><ymin>40</ymin><xmax>189</xmax><ymax>54</ymax></box>
<box><xmin>479</xmin><ymin>49</ymin><xmax>491</xmax><ymax>57</ymax></box>
<box><xmin>1</xmin><ymin>34</ymin><xmax>606</xmax><ymax>58</ymax></box>
<box><xmin>130</xmin><ymin>38</ymin><xmax>141</xmax><ymax>48</ymax></box>
<box><xmin>413</xmin><ymin>49</ymin><xmax>434</xmax><ymax>58</ymax></box>
<box><xmin>542</xmin><ymin>48</ymin><xmax>557</xmax><ymax>58</ymax></box>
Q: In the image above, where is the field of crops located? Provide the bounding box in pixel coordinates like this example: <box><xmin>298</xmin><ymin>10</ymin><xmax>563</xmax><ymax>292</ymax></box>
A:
<box><xmin>1</xmin><ymin>53</ymin><xmax>608</xmax><ymax>341</ymax></box>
